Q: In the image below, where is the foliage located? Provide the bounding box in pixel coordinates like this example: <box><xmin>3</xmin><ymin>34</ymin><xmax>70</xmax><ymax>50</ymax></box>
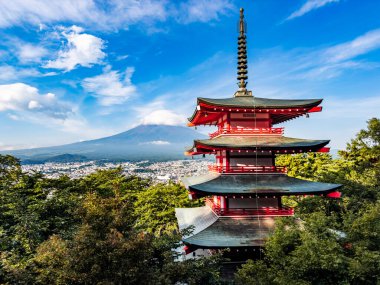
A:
<box><xmin>235</xmin><ymin>118</ymin><xmax>380</xmax><ymax>284</ymax></box>
<box><xmin>133</xmin><ymin>182</ymin><xmax>202</xmax><ymax>235</ymax></box>
<box><xmin>0</xmin><ymin>158</ymin><xmax>221</xmax><ymax>284</ymax></box>
<box><xmin>235</xmin><ymin>260</ymin><xmax>275</xmax><ymax>285</ymax></box>
<box><xmin>31</xmin><ymin>191</ymin><xmax>221</xmax><ymax>285</ymax></box>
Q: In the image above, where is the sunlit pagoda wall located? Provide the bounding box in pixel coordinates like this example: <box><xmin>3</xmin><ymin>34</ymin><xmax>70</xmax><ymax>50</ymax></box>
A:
<box><xmin>216</xmin><ymin>150</ymin><xmax>274</xmax><ymax>168</ymax></box>
<box><xmin>216</xmin><ymin>113</ymin><xmax>271</xmax><ymax>129</ymax></box>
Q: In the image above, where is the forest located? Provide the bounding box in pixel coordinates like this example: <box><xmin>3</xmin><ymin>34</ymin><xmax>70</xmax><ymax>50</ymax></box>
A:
<box><xmin>0</xmin><ymin>118</ymin><xmax>379</xmax><ymax>284</ymax></box>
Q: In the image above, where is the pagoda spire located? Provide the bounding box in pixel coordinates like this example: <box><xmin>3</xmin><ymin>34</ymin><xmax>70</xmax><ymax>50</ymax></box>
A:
<box><xmin>235</xmin><ymin>8</ymin><xmax>252</xmax><ymax>97</ymax></box>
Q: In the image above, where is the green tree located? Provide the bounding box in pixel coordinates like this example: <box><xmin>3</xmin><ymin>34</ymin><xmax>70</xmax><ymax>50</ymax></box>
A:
<box><xmin>33</xmin><ymin>192</ymin><xmax>221</xmax><ymax>285</ymax></box>
<box><xmin>133</xmin><ymin>182</ymin><xmax>202</xmax><ymax>235</ymax></box>
<box><xmin>345</xmin><ymin>202</ymin><xmax>380</xmax><ymax>284</ymax></box>
<box><xmin>235</xmin><ymin>214</ymin><xmax>349</xmax><ymax>285</ymax></box>
<box><xmin>236</xmin><ymin>118</ymin><xmax>380</xmax><ymax>284</ymax></box>
<box><xmin>235</xmin><ymin>260</ymin><xmax>275</xmax><ymax>285</ymax></box>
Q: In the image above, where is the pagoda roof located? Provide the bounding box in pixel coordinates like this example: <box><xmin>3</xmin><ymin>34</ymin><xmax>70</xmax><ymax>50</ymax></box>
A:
<box><xmin>176</xmin><ymin>207</ymin><xmax>275</xmax><ymax>248</ymax></box>
<box><xmin>198</xmin><ymin>96</ymin><xmax>322</xmax><ymax>109</ymax></box>
<box><xmin>186</xmin><ymin>136</ymin><xmax>329</xmax><ymax>154</ymax></box>
<box><xmin>181</xmin><ymin>173</ymin><xmax>342</xmax><ymax>196</ymax></box>
<box><xmin>188</xmin><ymin>96</ymin><xmax>323</xmax><ymax>126</ymax></box>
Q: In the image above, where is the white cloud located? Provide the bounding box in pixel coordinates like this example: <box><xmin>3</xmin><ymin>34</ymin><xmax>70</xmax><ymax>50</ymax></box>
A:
<box><xmin>177</xmin><ymin>0</ymin><xmax>234</xmax><ymax>24</ymax></box>
<box><xmin>0</xmin><ymin>65</ymin><xmax>41</xmax><ymax>82</ymax></box>
<box><xmin>44</xmin><ymin>25</ymin><xmax>105</xmax><ymax>71</ymax></box>
<box><xmin>302</xmin><ymin>29</ymin><xmax>380</xmax><ymax>78</ymax></box>
<box><xmin>82</xmin><ymin>65</ymin><xmax>137</xmax><ymax>106</ymax></box>
<box><xmin>140</xmin><ymin>140</ymin><xmax>171</xmax><ymax>145</ymax></box>
<box><xmin>0</xmin><ymin>82</ymin><xmax>108</xmax><ymax>138</ymax></box>
<box><xmin>116</xmin><ymin>54</ymin><xmax>129</xmax><ymax>61</ymax></box>
<box><xmin>0</xmin><ymin>142</ymin><xmax>25</xmax><ymax>151</ymax></box>
<box><xmin>0</xmin><ymin>0</ymin><xmax>232</xmax><ymax>31</ymax></box>
<box><xmin>0</xmin><ymin>0</ymin><xmax>102</xmax><ymax>28</ymax></box>
<box><xmin>324</xmin><ymin>29</ymin><xmax>380</xmax><ymax>63</ymax></box>
<box><xmin>141</xmin><ymin>109</ymin><xmax>186</xmax><ymax>126</ymax></box>
<box><xmin>134</xmin><ymin>98</ymin><xmax>187</xmax><ymax>126</ymax></box>
<box><xmin>0</xmin><ymin>83</ymin><xmax>72</xmax><ymax>119</ymax></box>
<box><xmin>287</xmin><ymin>0</ymin><xmax>339</xmax><ymax>20</ymax></box>
<box><xmin>17</xmin><ymin>43</ymin><xmax>48</xmax><ymax>63</ymax></box>
<box><xmin>249</xmin><ymin>28</ymin><xmax>380</xmax><ymax>82</ymax></box>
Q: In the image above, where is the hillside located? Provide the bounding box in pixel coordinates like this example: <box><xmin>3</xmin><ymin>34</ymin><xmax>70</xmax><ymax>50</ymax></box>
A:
<box><xmin>3</xmin><ymin>125</ymin><xmax>207</xmax><ymax>162</ymax></box>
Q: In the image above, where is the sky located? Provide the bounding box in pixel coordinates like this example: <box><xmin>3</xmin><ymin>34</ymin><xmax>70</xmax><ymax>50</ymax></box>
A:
<box><xmin>0</xmin><ymin>0</ymin><xmax>379</xmax><ymax>150</ymax></box>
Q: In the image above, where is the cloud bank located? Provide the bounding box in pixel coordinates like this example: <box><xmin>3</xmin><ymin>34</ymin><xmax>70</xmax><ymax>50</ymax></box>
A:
<box><xmin>82</xmin><ymin>65</ymin><xmax>137</xmax><ymax>106</ymax></box>
<box><xmin>287</xmin><ymin>0</ymin><xmax>340</xmax><ymax>20</ymax></box>
<box><xmin>0</xmin><ymin>83</ymin><xmax>72</xmax><ymax>119</ymax></box>
<box><xmin>0</xmin><ymin>0</ymin><xmax>234</xmax><ymax>30</ymax></box>
<box><xmin>44</xmin><ymin>25</ymin><xmax>106</xmax><ymax>71</ymax></box>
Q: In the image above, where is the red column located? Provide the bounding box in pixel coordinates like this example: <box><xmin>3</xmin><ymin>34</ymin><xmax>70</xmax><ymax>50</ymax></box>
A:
<box><xmin>226</xmin><ymin>150</ymin><xmax>230</xmax><ymax>172</ymax></box>
<box><xmin>226</xmin><ymin>113</ymin><xmax>231</xmax><ymax>132</ymax></box>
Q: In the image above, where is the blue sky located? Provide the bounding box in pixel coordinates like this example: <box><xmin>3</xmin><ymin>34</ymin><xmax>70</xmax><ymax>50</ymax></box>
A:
<box><xmin>0</xmin><ymin>0</ymin><xmax>379</xmax><ymax>150</ymax></box>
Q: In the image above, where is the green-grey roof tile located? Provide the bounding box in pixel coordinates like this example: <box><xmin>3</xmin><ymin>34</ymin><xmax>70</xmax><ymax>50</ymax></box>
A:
<box><xmin>191</xmin><ymin>136</ymin><xmax>329</xmax><ymax>150</ymax></box>
<box><xmin>181</xmin><ymin>173</ymin><xmax>342</xmax><ymax>195</ymax></box>
<box><xmin>183</xmin><ymin>217</ymin><xmax>276</xmax><ymax>247</ymax></box>
<box><xmin>198</xmin><ymin>97</ymin><xmax>322</xmax><ymax>109</ymax></box>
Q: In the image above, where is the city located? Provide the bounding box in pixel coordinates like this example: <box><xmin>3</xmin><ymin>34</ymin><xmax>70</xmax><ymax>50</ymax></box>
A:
<box><xmin>22</xmin><ymin>159</ymin><xmax>210</xmax><ymax>182</ymax></box>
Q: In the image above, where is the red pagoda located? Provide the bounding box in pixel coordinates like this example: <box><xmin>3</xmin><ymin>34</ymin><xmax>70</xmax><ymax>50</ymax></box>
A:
<box><xmin>176</xmin><ymin>8</ymin><xmax>341</xmax><ymax>260</ymax></box>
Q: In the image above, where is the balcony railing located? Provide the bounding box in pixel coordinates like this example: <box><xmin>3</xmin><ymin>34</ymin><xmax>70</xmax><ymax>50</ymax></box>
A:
<box><xmin>208</xmin><ymin>165</ymin><xmax>287</xmax><ymax>174</ymax></box>
<box><xmin>205</xmin><ymin>198</ymin><xmax>294</xmax><ymax>217</ymax></box>
<box><xmin>209</xmin><ymin>127</ymin><xmax>284</xmax><ymax>139</ymax></box>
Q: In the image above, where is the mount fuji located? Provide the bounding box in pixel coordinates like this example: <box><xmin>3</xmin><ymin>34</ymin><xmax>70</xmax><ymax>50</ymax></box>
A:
<box><xmin>3</xmin><ymin>125</ymin><xmax>207</xmax><ymax>163</ymax></box>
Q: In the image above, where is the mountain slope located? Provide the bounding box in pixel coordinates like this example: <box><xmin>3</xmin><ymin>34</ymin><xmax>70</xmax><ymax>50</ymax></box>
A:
<box><xmin>5</xmin><ymin>125</ymin><xmax>207</xmax><ymax>162</ymax></box>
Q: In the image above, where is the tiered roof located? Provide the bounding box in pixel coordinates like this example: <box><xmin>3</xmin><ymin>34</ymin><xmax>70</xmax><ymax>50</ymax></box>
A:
<box><xmin>188</xmin><ymin>97</ymin><xmax>323</xmax><ymax>126</ymax></box>
<box><xmin>186</xmin><ymin>136</ymin><xmax>330</xmax><ymax>155</ymax></box>
<box><xmin>176</xmin><ymin>207</ymin><xmax>275</xmax><ymax>248</ymax></box>
<box><xmin>197</xmin><ymin>97</ymin><xmax>322</xmax><ymax>108</ymax></box>
<box><xmin>182</xmin><ymin>173</ymin><xmax>342</xmax><ymax>196</ymax></box>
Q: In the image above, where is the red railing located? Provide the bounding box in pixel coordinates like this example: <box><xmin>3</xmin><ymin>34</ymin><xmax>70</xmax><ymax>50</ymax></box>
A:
<box><xmin>208</xmin><ymin>165</ymin><xmax>287</xmax><ymax>174</ymax></box>
<box><xmin>209</xmin><ymin>127</ymin><xmax>284</xmax><ymax>138</ymax></box>
<box><xmin>205</xmin><ymin>198</ymin><xmax>294</xmax><ymax>216</ymax></box>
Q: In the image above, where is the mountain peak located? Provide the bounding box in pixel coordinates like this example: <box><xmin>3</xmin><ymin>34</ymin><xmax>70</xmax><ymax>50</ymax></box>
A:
<box><xmin>4</xmin><ymin>124</ymin><xmax>207</xmax><ymax>162</ymax></box>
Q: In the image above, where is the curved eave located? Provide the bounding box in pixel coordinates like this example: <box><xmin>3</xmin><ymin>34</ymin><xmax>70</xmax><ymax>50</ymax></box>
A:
<box><xmin>185</xmin><ymin>136</ymin><xmax>330</xmax><ymax>155</ymax></box>
<box><xmin>188</xmin><ymin>97</ymin><xmax>323</xmax><ymax>126</ymax></box>
<box><xmin>182</xmin><ymin>217</ymin><xmax>276</xmax><ymax>248</ymax></box>
<box><xmin>181</xmin><ymin>173</ymin><xmax>342</xmax><ymax>196</ymax></box>
<box><xmin>197</xmin><ymin>97</ymin><xmax>322</xmax><ymax>109</ymax></box>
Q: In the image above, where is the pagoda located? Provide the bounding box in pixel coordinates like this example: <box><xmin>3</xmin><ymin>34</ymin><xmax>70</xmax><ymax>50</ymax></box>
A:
<box><xmin>176</xmin><ymin>8</ymin><xmax>342</xmax><ymax>260</ymax></box>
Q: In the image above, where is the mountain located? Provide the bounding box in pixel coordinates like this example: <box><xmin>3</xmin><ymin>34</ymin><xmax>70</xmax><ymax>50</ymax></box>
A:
<box><xmin>23</xmin><ymin>154</ymin><xmax>89</xmax><ymax>164</ymax></box>
<box><xmin>4</xmin><ymin>125</ymin><xmax>207</xmax><ymax>162</ymax></box>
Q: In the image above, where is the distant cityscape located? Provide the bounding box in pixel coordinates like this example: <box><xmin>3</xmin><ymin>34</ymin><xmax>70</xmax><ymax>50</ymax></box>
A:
<box><xmin>22</xmin><ymin>159</ymin><xmax>210</xmax><ymax>183</ymax></box>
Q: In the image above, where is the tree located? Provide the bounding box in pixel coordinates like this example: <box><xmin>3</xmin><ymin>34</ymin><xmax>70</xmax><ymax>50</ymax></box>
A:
<box><xmin>0</xmin><ymin>172</ymin><xmax>83</xmax><ymax>283</ymax></box>
<box><xmin>345</xmin><ymin>202</ymin><xmax>380</xmax><ymax>284</ymax></box>
<box><xmin>235</xmin><ymin>214</ymin><xmax>349</xmax><ymax>285</ymax></box>
<box><xmin>235</xmin><ymin>118</ymin><xmax>380</xmax><ymax>284</ymax></box>
<box><xmin>235</xmin><ymin>260</ymin><xmax>275</xmax><ymax>285</ymax></box>
<box><xmin>0</xmin><ymin>155</ymin><xmax>22</xmax><ymax>183</ymax></box>
<box><xmin>33</xmin><ymin>193</ymin><xmax>222</xmax><ymax>285</ymax></box>
<box><xmin>133</xmin><ymin>182</ymin><xmax>202</xmax><ymax>235</ymax></box>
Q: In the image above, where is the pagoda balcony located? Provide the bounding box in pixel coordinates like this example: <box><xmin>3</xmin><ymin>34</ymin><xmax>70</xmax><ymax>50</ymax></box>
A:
<box><xmin>205</xmin><ymin>198</ymin><xmax>294</xmax><ymax>217</ymax></box>
<box><xmin>209</xmin><ymin>127</ymin><xmax>284</xmax><ymax>139</ymax></box>
<box><xmin>208</xmin><ymin>165</ymin><xmax>287</xmax><ymax>174</ymax></box>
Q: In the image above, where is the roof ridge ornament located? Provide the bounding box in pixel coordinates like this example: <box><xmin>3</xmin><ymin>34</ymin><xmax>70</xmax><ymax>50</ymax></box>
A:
<box><xmin>235</xmin><ymin>8</ymin><xmax>253</xmax><ymax>97</ymax></box>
